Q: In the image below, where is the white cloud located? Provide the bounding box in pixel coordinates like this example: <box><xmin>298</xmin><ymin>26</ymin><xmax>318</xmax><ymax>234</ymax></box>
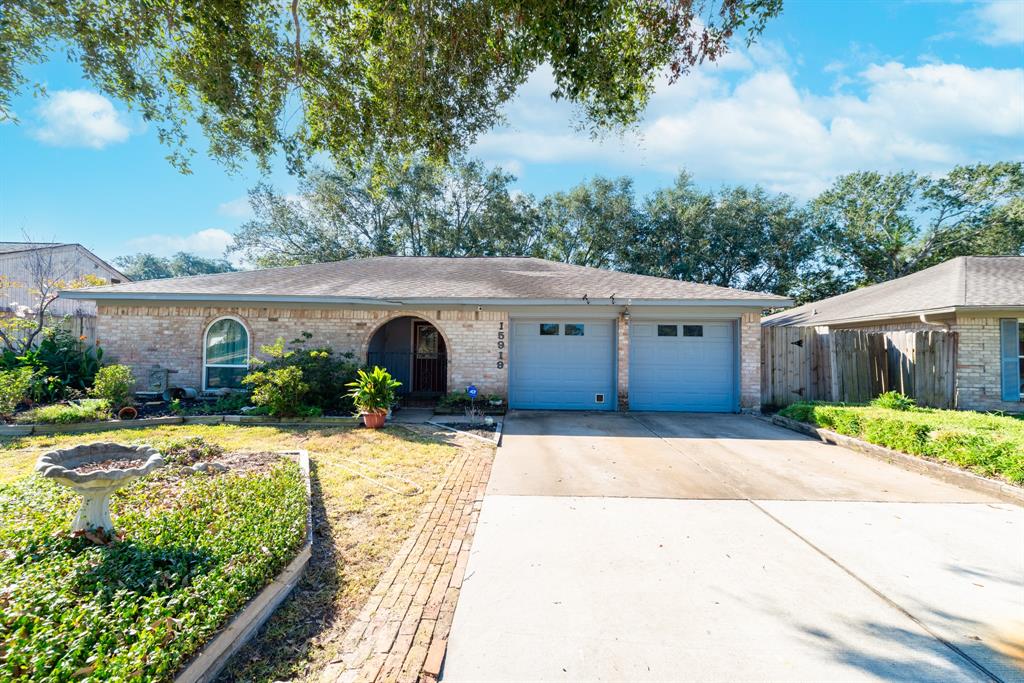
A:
<box><xmin>973</xmin><ymin>1</ymin><xmax>1024</xmax><ymax>46</ymax></box>
<box><xmin>217</xmin><ymin>197</ymin><xmax>254</xmax><ymax>219</ymax></box>
<box><xmin>473</xmin><ymin>57</ymin><xmax>1024</xmax><ymax>198</ymax></box>
<box><xmin>32</xmin><ymin>90</ymin><xmax>133</xmax><ymax>148</ymax></box>
<box><xmin>125</xmin><ymin>228</ymin><xmax>235</xmax><ymax>259</ymax></box>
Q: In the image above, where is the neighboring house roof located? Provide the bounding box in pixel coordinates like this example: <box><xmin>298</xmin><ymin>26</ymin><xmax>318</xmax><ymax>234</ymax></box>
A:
<box><xmin>0</xmin><ymin>242</ymin><xmax>67</xmax><ymax>254</ymax></box>
<box><xmin>0</xmin><ymin>242</ymin><xmax>130</xmax><ymax>282</ymax></box>
<box><xmin>62</xmin><ymin>256</ymin><xmax>790</xmax><ymax>307</ymax></box>
<box><xmin>763</xmin><ymin>256</ymin><xmax>1024</xmax><ymax>327</ymax></box>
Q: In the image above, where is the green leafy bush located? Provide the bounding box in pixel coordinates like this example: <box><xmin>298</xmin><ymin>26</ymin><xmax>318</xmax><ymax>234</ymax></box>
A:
<box><xmin>346</xmin><ymin>366</ymin><xmax>401</xmax><ymax>413</ymax></box>
<box><xmin>0</xmin><ymin>367</ymin><xmax>35</xmax><ymax>419</ymax></box>
<box><xmin>178</xmin><ymin>392</ymin><xmax>252</xmax><ymax>416</ymax></box>
<box><xmin>438</xmin><ymin>391</ymin><xmax>504</xmax><ymax>410</ymax></box>
<box><xmin>0</xmin><ymin>328</ymin><xmax>102</xmax><ymax>402</ymax></box>
<box><xmin>17</xmin><ymin>398</ymin><xmax>111</xmax><ymax>424</ymax></box>
<box><xmin>252</xmin><ymin>334</ymin><xmax>362</xmax><ymax>414</ymax></box>
<box><xmin>778</xmin><ymin>401</ymin><xmax>1023</xmax><ymax>484</ymax></box>
<box><xmin>0</xmin><ymin>459</ymin><xmax>306</xmax><ymax>680</ymax></box>
<box><xmin>872</xmin><ymin>391</ymin><xmax>916</xmax><ymax>411</ymax></box>
<box><xmin>243</xmin><ymin>366</ymin><xmax>310</xmax><ymax>417</ymax></box>
<box><xmin>89</xmin><ymin>364</ymin><xmax>135</xmax><ymax>410</ymax></box>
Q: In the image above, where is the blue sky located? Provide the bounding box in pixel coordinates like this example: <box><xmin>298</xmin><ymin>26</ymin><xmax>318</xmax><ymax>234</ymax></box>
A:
<box><xmin>1</xmin><ymin>0</ymin><xmax>1022</xmax><ymax>265</ymax></box>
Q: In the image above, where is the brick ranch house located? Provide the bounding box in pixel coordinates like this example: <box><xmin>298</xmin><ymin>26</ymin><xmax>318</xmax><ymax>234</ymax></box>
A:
<box><xmin>63</xmin><ymin>257</ymin><xmax>790</xmax><ymax>412</ymax></box>
<box><xmin>763</xmin><ymin>256</ymin><xmax>1024</xmax><ymax>412</ymax></box>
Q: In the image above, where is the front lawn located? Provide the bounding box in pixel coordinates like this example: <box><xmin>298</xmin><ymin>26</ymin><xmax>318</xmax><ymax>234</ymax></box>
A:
<box><xmin>1</xmin><ymin>450</ymin><xmax>307</xmax><ymax>680</ymax></box>
<box><xmin>0</xmin><ymin>423</ymin><xmax>486</xmax><ymax>681</ymax></box>
<box><xmin>779</xmin><ymin>402</ymin><xmax>1024</xmax><ymax>484</ymax></box>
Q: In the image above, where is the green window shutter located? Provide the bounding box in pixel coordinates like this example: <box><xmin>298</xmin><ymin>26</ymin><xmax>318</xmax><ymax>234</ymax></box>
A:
<box><xmin>999</xmin><ymin>318</ymin><xmax>1021</xmax><ymax>402</ymax></box>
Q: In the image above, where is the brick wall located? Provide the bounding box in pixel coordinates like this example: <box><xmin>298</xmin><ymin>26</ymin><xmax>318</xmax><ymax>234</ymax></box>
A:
<box><xmin>739</xmin><ymin>312</ymin><xmax>761</xmax><ymax>412</ymax></box>
<box><xmin>97</xmin><ymin>303</ymin><xmax>765</xmax><ymax>413</ymax></box>
<box><xmin>953</xmin><ymin>314</ymin><xmax>1022</xmax><ymax>412</ymax></box>
<box><xmin>96</xmin><ymin>305</ymin><xmax>509</xmax><ymax>396</ymax></box>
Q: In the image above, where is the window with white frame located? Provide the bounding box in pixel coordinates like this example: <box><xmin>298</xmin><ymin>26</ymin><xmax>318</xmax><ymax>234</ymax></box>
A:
<box><xmin>204</xmin><ymin>317</ymin><xmax>249</xmax><ymax>390</ymax></box>
<box><xmin>1019</xmin><ymin>320</ymin><xmax>1023</xmax><ymax>399</ymax></box>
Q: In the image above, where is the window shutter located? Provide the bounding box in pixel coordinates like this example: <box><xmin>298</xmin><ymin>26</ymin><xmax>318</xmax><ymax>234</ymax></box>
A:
<box><xmin>999</xmin><ymin>318</ymin><xmax>1020</xmax><ymax>402</ymax></box>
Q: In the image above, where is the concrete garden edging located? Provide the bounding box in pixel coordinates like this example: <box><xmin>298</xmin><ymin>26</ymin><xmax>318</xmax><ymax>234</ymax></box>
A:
<box><xmin>0</xmin><ymin>415</ymin><xmax>359</xmax><ymax>437</ymax></box>
<box><xmin>763</xmin><ymin>414</ymin><xmax>1024</xmax><ymax>506</ymax></box>
<box><xmin>174</xmin><ymin>450</ymin><xmax>313</xmax><ymax>683</ymax></box>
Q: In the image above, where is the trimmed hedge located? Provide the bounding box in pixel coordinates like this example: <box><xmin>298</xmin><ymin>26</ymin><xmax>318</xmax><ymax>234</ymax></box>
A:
<box><xmin>779</xmin><ymin>402</ymin><xmax>1024</xmax><ymax>484</ymax></box>
<box><xmin>0</xmin><ymin>459</ymin><xmax>307</xmax><ymax>681</ymax></box>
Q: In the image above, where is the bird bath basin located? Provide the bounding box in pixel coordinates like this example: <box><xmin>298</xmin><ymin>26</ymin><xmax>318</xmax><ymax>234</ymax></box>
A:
<box><xmin>35</xmin><ymin>443</ymin><xmax>164</xmax><ymax>533</ymax></box>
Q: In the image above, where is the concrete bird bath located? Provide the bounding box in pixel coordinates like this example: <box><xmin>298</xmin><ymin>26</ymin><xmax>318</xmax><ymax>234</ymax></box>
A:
<box><xmin>35</xmin><ymin>443</ymin><xmax>164</xmax><ymax>533</ymax></box>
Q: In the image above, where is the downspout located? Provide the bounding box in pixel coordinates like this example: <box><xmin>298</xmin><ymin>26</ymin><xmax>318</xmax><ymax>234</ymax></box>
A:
<box><xmin>919</xmin><ymin>313</ymin><xmax>951</xmax><ymax>330</ymax></box>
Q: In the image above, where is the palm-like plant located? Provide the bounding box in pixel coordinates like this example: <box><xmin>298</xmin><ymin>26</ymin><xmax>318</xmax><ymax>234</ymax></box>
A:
<box><xmin>345</xmin><ymin>366</ymin><xmax>401</xmax><ymax>414</ymax></box>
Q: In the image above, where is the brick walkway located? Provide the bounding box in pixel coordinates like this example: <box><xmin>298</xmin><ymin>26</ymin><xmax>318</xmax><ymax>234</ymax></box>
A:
<box><xmin>320</xmin><ymin>437</ymin><xmax>494</xmax><ymax>683</ymax></box>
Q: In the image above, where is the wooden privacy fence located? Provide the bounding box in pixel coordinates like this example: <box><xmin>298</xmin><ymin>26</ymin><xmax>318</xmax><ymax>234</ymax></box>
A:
<box><xmin>762</xmin><ymin>327</ymin><xmax>958</xmax><ymax>409</ymax></box>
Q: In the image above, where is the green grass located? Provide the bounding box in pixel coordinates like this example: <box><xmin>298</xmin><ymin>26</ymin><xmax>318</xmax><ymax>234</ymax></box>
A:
<box><xmin>779</xmin><ymin>402</ymin><xmax>1024</xmax><ymax>484</ymax></box>
<box><xmin>0</xmin><ymin>456</ymin><xmax>307</xmax><ymax>681</ymax></box>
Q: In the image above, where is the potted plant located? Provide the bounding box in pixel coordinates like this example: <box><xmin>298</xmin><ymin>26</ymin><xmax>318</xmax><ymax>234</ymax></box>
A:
<box><xmin>345</xmin><ymin>366</ymin><xmax>401</xmax><ymax>429</ymax></box>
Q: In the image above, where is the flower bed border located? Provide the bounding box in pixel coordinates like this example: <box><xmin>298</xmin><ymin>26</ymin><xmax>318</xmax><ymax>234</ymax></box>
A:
<box><xmin>764</xmin><ymin>414</ymin><xmax>1024</xmax><ymax>506</ymax></box>
<box><xmin>426</xmin><ymin>419</ymin><xmax>504</xmax><ymax>445</ymax></box>
<box><xmin>0</xmin><ymin>415</ymin><xmax>359</xmax><ymax>437</ymax></box>
<box><xmin>174</xmin><ymin>450</ymin><xmax>313</xmax><ymax>683</ymax></box>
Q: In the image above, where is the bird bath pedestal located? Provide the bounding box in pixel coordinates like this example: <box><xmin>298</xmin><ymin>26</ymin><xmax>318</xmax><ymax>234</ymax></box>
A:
<box><xmin>35</xmin><ymin>443</ymin><xmax>164</xmax><ymax>533</ymax></box>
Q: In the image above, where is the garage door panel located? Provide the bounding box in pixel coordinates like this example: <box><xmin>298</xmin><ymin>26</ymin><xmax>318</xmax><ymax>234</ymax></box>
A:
<box><xmin>629</xmin><ymin>321</ymin><xmax>737</xmax><ymax>412</ymax></box>
<box><xmin>510</xmin><ymin>319</ymin><xmax>615</xmax><ymax>411</ymax></box>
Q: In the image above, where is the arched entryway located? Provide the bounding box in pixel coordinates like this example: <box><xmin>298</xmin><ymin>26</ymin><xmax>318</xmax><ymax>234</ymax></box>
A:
<box><xmin>366</xmin><ymin>317</ymin><xmax>448</xmax><ymax>396</ymax></box>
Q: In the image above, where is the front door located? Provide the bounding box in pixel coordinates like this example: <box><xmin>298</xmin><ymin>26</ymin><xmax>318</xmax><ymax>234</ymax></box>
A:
<box><xmin>413</xmin><ymin>322</ymin><xmax>447</xmax><ymax>394</ymax></box>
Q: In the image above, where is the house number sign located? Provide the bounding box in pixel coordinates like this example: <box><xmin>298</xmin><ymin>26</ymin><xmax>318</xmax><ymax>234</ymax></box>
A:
<box><xmin>496</xmin><ymin>321</ymin><xmax>505</xmax><ymax>369</ymax></box>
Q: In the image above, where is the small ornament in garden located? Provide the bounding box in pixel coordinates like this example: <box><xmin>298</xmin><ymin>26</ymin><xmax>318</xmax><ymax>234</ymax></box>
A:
<box><xmin>35</xmin><ymin>443</ymin><xmax>164</xmax><ymax>537</ymax></box>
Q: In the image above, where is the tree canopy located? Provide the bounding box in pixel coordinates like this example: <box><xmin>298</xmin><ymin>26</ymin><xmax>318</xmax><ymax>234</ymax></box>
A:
<box><xmin>3</xmin><ymin>0</ymin><xmax>781</xmax><ymax>172</ymax></box>
<box><xmin>114</xmin><ymin>252</ymin><xmax>236</xmax><ymax>280</ymax></box>
<box><xmin>225</xmin><ymin>159</ymin><xmax>1023</xmax><ymax>302</ymax></box>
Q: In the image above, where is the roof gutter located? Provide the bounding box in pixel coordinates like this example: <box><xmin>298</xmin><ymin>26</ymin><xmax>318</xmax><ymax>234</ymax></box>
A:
<box><xmin>60</xmin><ymin>290</ymin><xmax>791</xmax><ymax>308</ymax></box>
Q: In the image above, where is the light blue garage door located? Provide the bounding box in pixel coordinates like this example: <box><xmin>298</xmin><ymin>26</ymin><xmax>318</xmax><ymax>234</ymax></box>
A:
<box><xmin>509</xmin><ymin>319</ymin><xmax>616</xmax><ymax>411</ymax></box>
<box><xmin>629</xmin><ymin>321</ymin><xmax>737</xmax><ymax>412</ymax></box>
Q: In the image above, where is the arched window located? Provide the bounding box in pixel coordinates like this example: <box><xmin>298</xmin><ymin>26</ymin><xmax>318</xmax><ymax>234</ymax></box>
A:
<box><xmin>203</xmin><ymin>317</ymin><xmax>249</xmax><ymax>389</ymax></box>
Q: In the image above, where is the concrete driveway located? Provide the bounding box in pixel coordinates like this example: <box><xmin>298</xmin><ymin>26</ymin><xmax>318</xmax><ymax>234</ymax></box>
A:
<box><xmin>442</xmin><ymin>412</ymin><xmax>1024</xmax><ymax>683</ymax></box>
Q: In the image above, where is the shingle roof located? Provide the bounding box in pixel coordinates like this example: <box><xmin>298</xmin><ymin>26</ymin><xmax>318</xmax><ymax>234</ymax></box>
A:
<box><xmin>763</xmin><ymin>256</ymin><xmax>1024</xmax><ymax>327</ymax></box>
<box><xmin>62</xmin><ymin>256</ymin><xmax>789</xmax><ymax>305</ymax></box>
<box><xmin>0</xmin><ymin>242</ymin><xmax>68</xmax><ymax>254</ymax></box>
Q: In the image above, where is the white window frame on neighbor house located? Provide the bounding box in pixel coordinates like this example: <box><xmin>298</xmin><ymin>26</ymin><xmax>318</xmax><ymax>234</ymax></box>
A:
<box><xmin>1019</xmin><ymin>319</ymin><xmax>1023</xmax><ymax>400</ymax></box>
<box><xmin>202</xmin><ymin>316</ymin><xmax>251</xmax><ymax>391</ymax></box>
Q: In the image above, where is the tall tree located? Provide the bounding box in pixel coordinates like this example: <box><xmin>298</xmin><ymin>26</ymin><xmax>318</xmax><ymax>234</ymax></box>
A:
<box><xmin>625</xmin><ymin>173</ymin><xmax>812</xmax><ymax>295</ymax></box>
<box><xmin>229</xmin><ymin>156</ymin><xmax>535</xmax><ymax>266</ymax></box>
<box><xmin>114</xmin><ymin>252</ymin><xmax>236</xmax><ymax>280</ymax></box>
<box><xmin>809</xmin><ymin>162</ymin><xmax>1024</xmax><ymax>295</ymax></box>
<box><xmin>3</xmin><ymin>0</ymin><xmax>781</xmax><ymax>172</ymax></box>
<box><xmin>534</xmin><ymin>177</ymin><xmax>641</xmax><ymax>268</ymax></box>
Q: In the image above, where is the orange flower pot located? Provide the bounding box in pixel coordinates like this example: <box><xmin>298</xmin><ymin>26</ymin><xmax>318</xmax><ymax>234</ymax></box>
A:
<box><xmin>362</xmin><ymin>410</ymin><xmax>387</xmax><ymax>429</ymax></box>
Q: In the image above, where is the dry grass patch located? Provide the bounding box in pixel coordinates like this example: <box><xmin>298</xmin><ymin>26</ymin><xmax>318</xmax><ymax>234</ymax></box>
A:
<box><xmin>0</xmin><ymin>423</ymin><xmax>493</xmax><ymax>681</ymax></box>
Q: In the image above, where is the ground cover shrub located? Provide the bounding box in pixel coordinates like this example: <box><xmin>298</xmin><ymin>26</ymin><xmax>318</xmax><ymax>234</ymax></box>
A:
<box><xmin>0</xmin><ymin>367</ymin><xmax>35</xmax><ymax>419</ymax></box>
<box><xmin>871</xmin><ymin>391</ymin><xmax>916</xmax><ymax>411</ymax></box>
<box><xmin>17</xmin><ymin>398</ymin><xmax>111</xmax><ymax>424</ymax></box>
<box><xmin>90</xmin><ymin>364</ymin><xmax>135</xmax><ymax>410</ymax></box>
<box><xmin>778</xmin><ymin>401</ymin><xmax>1024</xmax><ymax>484</ymax></box>
<box><xmin>243</xmin><ymin>366</ymin><xmax>313</xmax><ymax>417</ymax></box>
<box><xmin>173</xmin><ymin>392</ymin><xmax>252</xmax><ymax>416</ymax></box>
<box><xmin>861</xmin><ymin>417</ymin><xmax>930</xmax><ymax>455</ymax></box>
<box><xmin>0</xmin><ymin>457</ymin><xmax>307</xmax><ymax>680</ymax></box>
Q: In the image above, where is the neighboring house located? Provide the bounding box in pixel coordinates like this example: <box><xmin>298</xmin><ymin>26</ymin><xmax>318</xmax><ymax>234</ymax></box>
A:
<box><xmin>62</xmin><ymin>257</ymin><xmax>789</xmax><ymax>412</ymax></box>
<box><xmin>764</xmin><ymin>256</ymin><xmax>1024</xmax><ymax>412</ymax></box>
<box><xmin>0</xmin><ymin>242</ymin><xmax>129</xmax><ymax>338</ymax></box>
